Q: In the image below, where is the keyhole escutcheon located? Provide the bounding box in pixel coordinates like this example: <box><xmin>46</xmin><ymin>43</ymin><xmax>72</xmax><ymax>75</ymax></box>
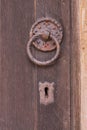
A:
<box><xmin>39</xmin><ymin>82</ymin><xmax>55</xmax><ymax>105</ymax></box>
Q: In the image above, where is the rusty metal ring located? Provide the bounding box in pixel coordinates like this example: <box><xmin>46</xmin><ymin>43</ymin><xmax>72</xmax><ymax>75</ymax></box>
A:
<box><xmin>27</xmin><ymin>33</ymin><xmax>60</xmax><ymax>66</ymax></box>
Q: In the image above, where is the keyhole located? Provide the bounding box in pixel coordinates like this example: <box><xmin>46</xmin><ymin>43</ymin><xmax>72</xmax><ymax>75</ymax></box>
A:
<box><xmin>45</xmin><ymin>87</ymin><xmax>49</xmax><ymax>97</ymax></box>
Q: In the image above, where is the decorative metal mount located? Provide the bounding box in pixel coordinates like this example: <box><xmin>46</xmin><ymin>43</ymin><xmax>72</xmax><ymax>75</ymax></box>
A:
<box><xmin>27</xmin><ymin>17</ymin><xmax>63</xmax><ymax>66</ymax></box>
<box><xmin>30</xmin><ymin>17</ymin><xmax>63</xmax><ymax>52</ymax></box>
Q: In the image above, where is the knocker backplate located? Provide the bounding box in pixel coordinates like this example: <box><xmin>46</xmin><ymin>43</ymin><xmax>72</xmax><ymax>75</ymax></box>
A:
<box><xmin>30</xmin><ymin>18</ymin><xmax>63</xmax><ymax>52</ymax></box>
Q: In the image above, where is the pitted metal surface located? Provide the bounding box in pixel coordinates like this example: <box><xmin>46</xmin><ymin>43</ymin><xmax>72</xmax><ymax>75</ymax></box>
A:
<box><xmin>30</xmin><ymin>18</ymin><xmax>63</xmax><ymax>51</ymax></box>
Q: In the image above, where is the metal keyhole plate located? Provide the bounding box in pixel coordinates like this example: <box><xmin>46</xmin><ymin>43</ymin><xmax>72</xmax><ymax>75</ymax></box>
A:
<box><xmin>30</xmin><ymin>17</ymin><xmax>63</xmax><ymax>52</ymax></box>
<box><xmin>39</xmin><ymin>82</ymin><xmax>55</xmax><ymax>105</ymax></box>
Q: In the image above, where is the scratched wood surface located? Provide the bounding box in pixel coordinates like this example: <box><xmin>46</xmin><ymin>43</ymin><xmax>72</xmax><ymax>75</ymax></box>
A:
<box><xmin>0</xmin><ymin>0</ymin><xmax>80</xmax><ymax>130</ymax></box>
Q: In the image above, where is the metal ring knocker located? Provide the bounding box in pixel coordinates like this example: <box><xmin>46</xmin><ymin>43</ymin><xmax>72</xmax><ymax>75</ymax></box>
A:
<box><xmin>27</xmin><ymin>18</ymin><xmax>63</xmax><ymax>66</ymax></box>
<box><xmin>27</xmin><ymin>33</ymin><xmax>60</xmax><ymax>66</ymax></box>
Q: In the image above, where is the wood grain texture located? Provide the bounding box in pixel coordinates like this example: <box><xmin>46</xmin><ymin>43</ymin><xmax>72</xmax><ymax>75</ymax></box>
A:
<box><xmin>70</xmin><ymin>0</ymin><xmax>81</xmax><ymax>130</ymax></box>
<box><xmin>35</xmin><ymin>0</ymin><xmax>71</xmax><ymax>130</ymax></box>
<box><xmin>0</xmin><ymin>0</ymin><xmax>35</xmax><ymax>130</ymax></box>
<box><xmin>0</xmin><ymin>0</ymin><xmax>80</xmax><ymax>130</ymax></box>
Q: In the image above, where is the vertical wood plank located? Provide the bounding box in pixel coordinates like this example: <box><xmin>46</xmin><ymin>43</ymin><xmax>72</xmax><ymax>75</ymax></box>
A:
<box><xmin>70</xmin><ymin>0</ymin><xmax>81</xmax><ymax>130</ymax></box>
<box><xmin>0</xmin><ymin>0</ymin><xmax>35</xmax><ymax>130</ymax></box>
<box><xmin>35</xmin><ymin>0</ymin><xmax>71</xmax><ymax>130</ymax></box>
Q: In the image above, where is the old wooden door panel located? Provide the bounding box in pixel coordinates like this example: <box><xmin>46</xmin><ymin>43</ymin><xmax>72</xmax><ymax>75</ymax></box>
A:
<box><xmin>0</xmin><ymin>0</ymin><xmax>35</xmax><ymax>130</ymax></box>
<box><xmin>0</xmin><ymin>0</ymin><xmax>71</xmax><ymax>130</ymax></box>
<box><xmin>36</xmin><ymin>0</ymin><xmax>70</xmax><ymax>130</ymax></box>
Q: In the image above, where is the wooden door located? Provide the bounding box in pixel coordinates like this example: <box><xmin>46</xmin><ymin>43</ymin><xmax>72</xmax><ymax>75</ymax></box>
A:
<box><xmin>0</xmin><ymin>0</ymin><xmax>80</xmax><ymax>130</ymax></box>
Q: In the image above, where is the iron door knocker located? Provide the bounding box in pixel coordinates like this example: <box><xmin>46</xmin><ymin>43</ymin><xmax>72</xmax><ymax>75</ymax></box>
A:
<box><xmin>27</xmin><ymin>17</ymin><xmax>63</xmax><ymax>66</ymax></box>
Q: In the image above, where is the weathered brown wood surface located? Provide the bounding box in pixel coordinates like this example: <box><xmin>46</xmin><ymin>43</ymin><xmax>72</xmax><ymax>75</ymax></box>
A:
<box><xmin>0</xmin><ymin>0</ymin><xmax>80</xmax><ymax>130</ymax></box>
<box><xmin>70</xmin><ymin>1</ymin><xmax>81</xmax><ymax>130</ymax></box>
